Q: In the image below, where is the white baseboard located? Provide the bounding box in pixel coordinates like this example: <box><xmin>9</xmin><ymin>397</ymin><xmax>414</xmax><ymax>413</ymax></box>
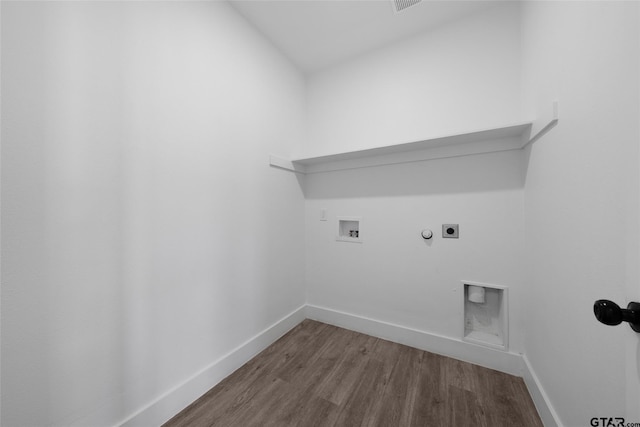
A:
<box><xmin>521</xmin><ymin>354</ymin><xmax>563</xmax><ymax>427</ymax></box>
<box><xmin>116</xmin><ymin>305</ymin><xmax>307</xmax><ymax>427</ymax></box>
<box><xmin>116</xmin><ymin>304</ymin><xmax>558</xmax><ymax>427</ymax></box>
<box><xmin>306</xmin><ymin>304</ymin><xmax>560</xmax><ymax>426</ymax></box>
<box><xmin>305</xmin><ymin>304</ymin><xmax>523</xmax><ymax>376</ymax></box>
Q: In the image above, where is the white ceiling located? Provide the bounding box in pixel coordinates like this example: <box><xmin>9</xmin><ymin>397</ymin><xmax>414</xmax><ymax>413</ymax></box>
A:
<box><xmin>228</xmin><ymin>0</ymin><xmax>501</xmax><ymax>73</ymax></box>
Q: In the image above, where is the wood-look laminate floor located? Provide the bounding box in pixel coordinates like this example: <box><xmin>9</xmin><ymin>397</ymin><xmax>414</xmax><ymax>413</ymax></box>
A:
<box><xmin>164</xmin><ymin>320</ymin><xmax>543</xmax><ymax>427</ymax></box>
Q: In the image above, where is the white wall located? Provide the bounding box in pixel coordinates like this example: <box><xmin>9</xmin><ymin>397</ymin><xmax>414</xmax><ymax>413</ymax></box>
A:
<box><xmin>1</xmin><ymin>2</ymin><xmax>306</xmax><ymax>425</ymax></box>
<box><xmin>521</xmin><ymin>1</ymin><xmax>640</xmax><ymax>425</ymax></box>
<box><xmin>3</xmin><ymin>1</ymin><xmax>639</xmax><ymax>425</ymax></box>
<box><xmin>304</xmin><ymin>3</ymin><xmax>526</xmax><ymax>353</ymax></box>
<box><xmin>305</xmin><ymin>4</ymin><xmax>640</xmax><ymax>424</ymax></box>
<box><xmin>305</xmin><ymin>151</ymin><xmax>525</xmax><ymax>352</ymax></box>
<box><xmin>304</xmin><ymin>3</ymin><xmax>522</xmax><ymax>157</ymax></box>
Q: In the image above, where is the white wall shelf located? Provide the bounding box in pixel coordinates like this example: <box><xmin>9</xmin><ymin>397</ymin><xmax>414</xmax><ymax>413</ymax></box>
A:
<box><xmin>270</xmin><ymin>102</ymin><xmax>558</xmax><ymax>175</ymax></box>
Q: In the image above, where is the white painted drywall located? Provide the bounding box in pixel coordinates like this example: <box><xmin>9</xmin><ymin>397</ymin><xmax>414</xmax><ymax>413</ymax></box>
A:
<box><xmin>304</xmin><ymin>150</ymin><xmax>526</xmax><ymax>354</ymax></box>
<box><xmin>521</xmin><ymin>1</ymin><xmax>640</xmax><ymax>425</ymax></box>
<box><xmin>634</xmin><ymin>5</ymin><xmax>640</xmax><ymax>420</ymax></box>
<box><xmin>1</xmin><ymin>2</ymin><xmax>306</xmax><ymax>425</ymax></box>
<box><xmin>3</xmin><ymin>1</ymin><xmax>638</xmax><ymax>425</ymax></box>
<box><xmin>304</xmin><ymin>3</ymin><xmax>526</xmax><ymax>354</ymax></box>
<box><xmin>304</xmin><ymin>3</ymin><xmax>523</xmax><ymax>158</ymax></box>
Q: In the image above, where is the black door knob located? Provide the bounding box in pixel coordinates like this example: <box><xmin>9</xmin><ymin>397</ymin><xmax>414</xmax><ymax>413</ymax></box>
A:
<box><xmin>594</xmin><ymin>299</ymin><xmax>640</xmax><ymax>332</ymax></box>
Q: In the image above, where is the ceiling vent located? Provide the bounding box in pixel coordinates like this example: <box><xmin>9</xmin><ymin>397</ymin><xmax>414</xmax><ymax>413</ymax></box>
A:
<box><xmin>392</xmin><ymin>0</ymin><xmax>422</xmax><ymax>13</ymax></box>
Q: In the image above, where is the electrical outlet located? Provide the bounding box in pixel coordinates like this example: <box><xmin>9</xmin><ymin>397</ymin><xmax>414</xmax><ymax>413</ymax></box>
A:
<box><xmin>442</xmin><ymin>224</ymin><xmax>459</xmax><ymax>238</ymax></box>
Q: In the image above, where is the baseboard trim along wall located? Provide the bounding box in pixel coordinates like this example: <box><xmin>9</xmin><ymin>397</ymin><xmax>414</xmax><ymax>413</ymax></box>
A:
<box><xmin>521</xmin><ymin>354</ymin><xmax>563</xmax><ymax>427</ymax></box>
<box><xmin>116</xmin><ymin>305</ymin><xmax>307</xmax><ymax>427</ymax></box>
<box><xmin>305</xmin><ymin>304</ymin><xmax>523</xmax><ymax>375</ymax></box>
<box><xmin>117</xmin><ymin>303</ymin><xmax>560</xmax><ymax>427</ymax></box>
<box><xmin>305</xmin><ymin>304</ymin><xmax>561</xmax><ymax>427</ymax></box>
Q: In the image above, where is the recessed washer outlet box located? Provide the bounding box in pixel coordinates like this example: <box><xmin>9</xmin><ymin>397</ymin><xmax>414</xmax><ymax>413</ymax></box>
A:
<box><xmin>337</xmin><ymin>216</ymin><xmax>362</xmax><ymax>243</ymax></box>
<box><xmin>462</xmin><ymin>281</ymin><xmax>508</xmax><ymax>351</ymax></box>
<box><xmin>443</xmin><ymin>224</ymin><xmax>459</xmax><ymax>238</ymax></box>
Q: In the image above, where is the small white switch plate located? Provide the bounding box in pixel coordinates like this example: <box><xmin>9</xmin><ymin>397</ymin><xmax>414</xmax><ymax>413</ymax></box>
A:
<box><xmin>320</xmin><ymin>208</ymin><xmax>328</xmax><ymax>221</ymax></box>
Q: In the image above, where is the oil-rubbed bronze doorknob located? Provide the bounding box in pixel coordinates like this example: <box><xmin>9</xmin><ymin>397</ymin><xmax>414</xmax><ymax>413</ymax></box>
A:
<box><xmin>594</xmin><ymin>300</ymin><xmax>640</xmax><ymax>332</ymax></box>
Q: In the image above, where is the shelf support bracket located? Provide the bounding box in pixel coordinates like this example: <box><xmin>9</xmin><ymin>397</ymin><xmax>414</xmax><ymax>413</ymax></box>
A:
<box><xmin>269</xmin><ymin>154</ymin><xmax>306</xmax><ymax>174</ymax></box>
<box><xmin>523</xmin><ymin>100</ymin><xmax>559</xmax><ymax>148</ymax></box>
